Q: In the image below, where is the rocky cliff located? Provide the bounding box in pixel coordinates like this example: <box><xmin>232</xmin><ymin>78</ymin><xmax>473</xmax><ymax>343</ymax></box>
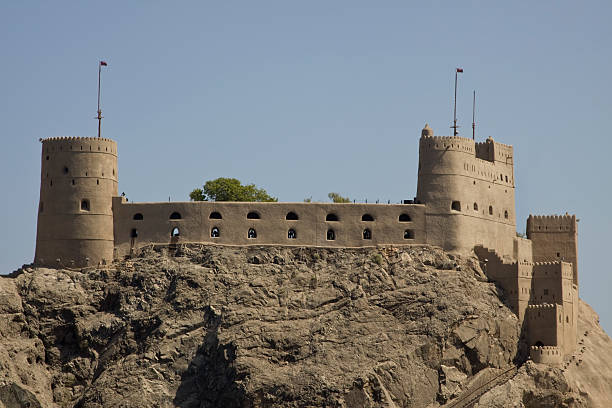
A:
<box><xmin>0</xmin><ymin>245</ymin><xmax>610</xmax><ymax>407</ymax></box>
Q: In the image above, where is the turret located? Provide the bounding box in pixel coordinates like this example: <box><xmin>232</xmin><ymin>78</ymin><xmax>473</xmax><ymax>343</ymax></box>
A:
<box><xmin>35</xmin><ymin>137</ymin><xmax>118</xmax><ymax>267</ymax></box>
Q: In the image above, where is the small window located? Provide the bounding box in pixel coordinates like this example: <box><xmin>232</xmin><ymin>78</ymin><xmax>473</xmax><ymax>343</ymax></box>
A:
<box><xmin>248</xmin><ymin>228</ymin><xmax>257</xmax><ymax>239</ymax></box>
<box><xmin>46</xmin><ymin>155</ymin><xmax>49</xmax><ymax>161</ymax></box>
<box><xmin>288</xmin><ymin>229</ymin><xmax>297</xmax><ymax>239</ymax></box>
<box><xmin>556</xmin><ymin>252</ymin><xmax>561</xmax><ymax>257</ymax></box>
<box><xmin>544</xmin><ymin>289</ymin><xmax>549</xmax><ymax>295</ymax></box>
<box><xmin>131</xmin><ymin>228</ymin><xmax>138</xmax><ymax>238</ymax></box>
<box><xmin>361</xmin><ymin>214</ymin><xmax>374</xmax><ymax>221</ymax></box>
<box><xmin>286</xmin><ymin>212</ymin><xmax>299</xmax><ymax>220</ymax></box>
<box><xmin>473</xmin><ymin>203</ymin><xmax>478</xmax><ymax>211</ymax></box>
<box><xmin>171</xmin><ymin>227</ymin><xmax>180</xmax><ymax>237</ymax></box>
<box><xmin>247</xmin><ymin>212</ymin><xmax>260</xmax><ymax>219</ymax></box>
<box><xmin>133</xmin><ymin>213</ymin><xmax>143</xmax><ymax>220</ymax></box>
<box><xmin>170</xmin><ymin>212</ymin><xmax>182</xmax><ymax>220</ymax></box>
<box><xmin>63</xmin><ymin>166</ymin><xmax>69</xmax><ymax>174</ymax></box>
<box><xmin>488</xmin><ymin>205</ymin><xmax>493</xmax><ymax>215</ymax></box>
<box><xmin>566</xmin><ymin>316</ymin><xmax>569</xmax><ymax>323</ymax></box>
<box><xmin>404</xmin><ymin>229</ymin><xmax>415</xmax><ymax>239</ymax></box>
<box><xmin>39</xmin><ymin>202</ymin><xmax>44</xmax><ymax>213</ymax></box>
<box><xmin>209</xmin><ymin>212</ymin><xmax>222</xmax><ymax>219</ymax></box>
<box><xmin>399</xmin><ymin>213</ymin><xmax>411</xmax><ymax>222</ymax></box>
<box><xmin>505</xmin><ymin>175</ymin><xmax>508</xmax><ymax>182</ymax></box>
<box><xmin>72</xmin><ymin>179</ymin><xmax>75</xmax><ymax>185</ymax></box>
<box><xmin>451</xmin><ymin>201</ymin><xmax>461</xmax><ymax>211</ymax></box>
<box><xmin>97</xmin><ymin>179</ymin><xmax>99</xmax><ymax>185</ymax></box>
<box><xmin>326</xmin><ymin>213</ymin><xmax>339</xmax><ymax>221</ymax></box>
<box><xmin>363</xmin><ymin>228</ymin><xmax>372</xmax><ymax>240</ymax></box>
<box><xmin>211</xmin><ymin>227</ymin><xmax>220</xmax><ymax>238</ymax></box>
<box><xmin>326</xmin><ymin>229</ymin><xmax>335</xmax><ymax>240</ymax></box>
<box><xmin>504</xmin><ymin>210</ymin><xmax>509</xmax><ymax>219</ymax></box>
<box><xmin>81</xmin><ymin>199</ymin><xmax>90</xmax><ymax>211</ymax></box>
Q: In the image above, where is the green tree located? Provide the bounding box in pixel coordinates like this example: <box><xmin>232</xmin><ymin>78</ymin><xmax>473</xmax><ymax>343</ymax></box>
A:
<box><xmin>190</xmin><ymin>177</ymin><xmax>277</xmax><ymax>202</ymax></box>
<box><xmin>328</xmin><ymin>192</ymin><xmax>351</xmax><ymax>203</ymax></box>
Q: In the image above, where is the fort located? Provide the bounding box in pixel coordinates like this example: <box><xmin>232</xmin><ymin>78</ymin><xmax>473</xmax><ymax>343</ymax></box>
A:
<box><xmin>33</xmin><ymin>123</ymin><xmax>579</xmax><ymax>366</ymax></box>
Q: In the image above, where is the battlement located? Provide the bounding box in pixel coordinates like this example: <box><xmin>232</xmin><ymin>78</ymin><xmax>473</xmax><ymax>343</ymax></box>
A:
<box><xmin>530</xmin><ymin>346</ymin><xmax>563</xmax><ymax>366</ymax></box>
<box><xmin>40</xmin><ymin>137</ymin><xmax>117</xmax><ymax>156</ymax></box>
<box><xmin>527</xmin><ymin>214</ymin><xmax>576</xmax><ymax>232</ymax></box>
<box><xmin>41</xmin><ymin>136</ymin><xmax>116</xmax><ymax>143</ymax></box>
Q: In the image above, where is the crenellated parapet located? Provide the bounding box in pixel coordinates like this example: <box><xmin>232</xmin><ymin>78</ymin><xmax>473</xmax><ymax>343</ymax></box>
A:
<box><xmin>530</xmin><ymin>346</ymin><xmax>563</xmax><ymax>366</ymax></box>
<box><xmin>527</xmin><ymin>214</ymin><xmax>577</xmax><ymax>233</ymax></box>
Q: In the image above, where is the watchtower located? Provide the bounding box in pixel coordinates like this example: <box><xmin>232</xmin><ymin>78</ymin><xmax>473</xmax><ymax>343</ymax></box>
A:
<box><xmin>35</xmin><ymin>137</ymin><xmax>118</xmax><ymax>267</ymax></box>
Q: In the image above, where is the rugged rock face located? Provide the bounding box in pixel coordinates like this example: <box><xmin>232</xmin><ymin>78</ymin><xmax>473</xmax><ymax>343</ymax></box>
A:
<box><xmin>0</xmin><ymin>245</ymin><xmax>610</xmax><ymax>407</ymax></box>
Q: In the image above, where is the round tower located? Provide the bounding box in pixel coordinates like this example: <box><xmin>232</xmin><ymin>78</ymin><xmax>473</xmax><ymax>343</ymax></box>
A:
<box><xmin>35</xmin><ymin>137</ymin><xmax>118</xmax><ymax>267</ymax></box>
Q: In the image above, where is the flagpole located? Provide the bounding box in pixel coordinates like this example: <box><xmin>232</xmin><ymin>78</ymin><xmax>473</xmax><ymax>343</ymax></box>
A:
<box><xmin>472</xmin><ymin>90</ymin><xmax>476</xmax><ymax>140</ymax></box>
<box><xmin>97</xmin><ymin>62</ymin><xmax>102</xmax><ymax>138</ymax></box>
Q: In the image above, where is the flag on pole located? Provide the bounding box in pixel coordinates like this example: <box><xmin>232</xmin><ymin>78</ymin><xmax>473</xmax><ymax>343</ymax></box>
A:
<box><xmin>456</xmin><ymin>68</ymin><xmax>463</xmax><ymax>73</ymax></box>
<box><xmin>100</xmin><ymin>61</ymin><xmax>108</xmax><ymax>66</ymax></box>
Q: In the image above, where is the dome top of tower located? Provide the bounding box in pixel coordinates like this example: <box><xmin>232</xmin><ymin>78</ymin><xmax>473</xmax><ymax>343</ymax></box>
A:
<box><xmin>421</xmin><ymin>124</ymin><xmax>434</xmax><ymax>137</ymax></box>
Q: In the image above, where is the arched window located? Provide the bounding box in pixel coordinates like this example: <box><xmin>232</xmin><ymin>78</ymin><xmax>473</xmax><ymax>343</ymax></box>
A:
<box><xmin>63</xmin><ymin>166</ymin><xmax>69</xmax><ymax>174</ymax></box>
<box><xmin>473</xmin><ymin>203</ymin><xmax>478</xmax><ymax>211</ymax></box>
<box><xmin>288</xmin><ymin>229</ymin><xmax>297</xmax><ymax>239</ymax></box>
<box><xmin>133</xmin><ymin>213</ymin><xmax>143</xmax><ymax>220</ymax></box>
<box><xmin>170</xmin><ymin>212</ymin><xmax>182</xmax><ymax>220</ymax></box>
<box><xmin>211</xmin><ymin>227</ymin><xmax>220</xmax><ymax>238</ymax></box>
<box><xmin>488</xmin><ymin>206</ymin><xmax>493</xmax><ymax>215</ymax></box>
<box><xmin>361</xmin><ymin>214</ymin><xmax>374</xmax><ymax>221</ymax></box>
<box><xmin>363</xmin><ymin>228</ymin><xmax>372</xmax><ymax>240</ymax></box>
<box><xmin>171</xmin><ymin>227</ymin><xmax>180</xmax><ymax>237</ymax></box>
<box><xmin>326</xmin><ymin>229</ymin><xmax>335</xmax><ymax>240</ymax></box>
<box><xmin>209</xmin><ymin>212</ymin><xmax>222</xmax><ymax>219</ymax></box>
<box><xmin>451</xmin><ymin>201</ymin><xmax>461</xmax><ymax>211</ymax></box>
<box><xmin>504</xmin><ymin>210</ymin><xmax>509</xmax><ymax>219</ymax></box>
<box><xmin>131</xmin><ymin>228</ymin><xmax>138</xmax><ymax>238</ymax></box>
<box><xmin>81</xmin><ymin>199</ymin><xmax>90</xmax><ymax>211</ymax></box>
<box><xmin>248</xmin><ymin>228</ymin><xmax>257</xmax><ymax>239</ymax></box>
<box><xmin>404</xmin><ymin>229</ymin><xmax>415</xmax><ymax>239</ymax></box>
<box><xmin>247</xmin><ymin>212</ymin><xmax>260</xmax><ymax>219</ymax></box>
<box><xmin>326</xmin><ymin>213</ymin><xmax>339</xmax><ymax>221</ymax></box>
<box><xmin>399</xmin><ymin>213</ymin><xmax>411</xmax><ymax>222</ymax></box>
<box><xmin>286</xmin><ymin>212</ymin><xmax>299</xmax><ymax>220</ymax></box>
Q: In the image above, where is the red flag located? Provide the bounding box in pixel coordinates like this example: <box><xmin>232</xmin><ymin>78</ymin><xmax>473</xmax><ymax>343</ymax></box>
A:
<box><xmin>100</xmin><ymin>61</ymin><xmax>108</xmax><ymax>66</ymax></box>
<box><xmin>456</xmin><ymin>68</ymin><xmax>463</xmax><ymax>73</ymax></box>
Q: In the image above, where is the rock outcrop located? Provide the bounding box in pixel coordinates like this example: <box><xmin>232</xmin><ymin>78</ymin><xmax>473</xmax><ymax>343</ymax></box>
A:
<box><xmin>0</xmin><ymin>245</ymin><xmax>610</xmax><ymax>407</ymax></box>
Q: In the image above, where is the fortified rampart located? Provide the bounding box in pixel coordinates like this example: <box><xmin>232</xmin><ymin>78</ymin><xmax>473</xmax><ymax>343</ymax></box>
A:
<box><xmin>33</xmin><ymin>124</ymin><xmax>580</xmax><ymax>366</ymax></box>
<box><xmin>35</xmin><ymin>137</ymin><xmax>117</xmax><ymax>268</ymax></box>
<box><xmin>530</xmin><ymin>346</ymin><xmax>563</xmax><ymax>366</ymax></box>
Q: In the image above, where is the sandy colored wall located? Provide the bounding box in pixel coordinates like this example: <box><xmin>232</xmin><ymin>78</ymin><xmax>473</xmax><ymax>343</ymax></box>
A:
<box><xmin>527</xmin><ymin>215</ymin><xmax>578</xmax><ymax>285</ymax></box>
<box><xmin>526</xmin><ymin>304</ymin><xmax>561</xmax><ymax>347</ymax></box>
<box><xmin>35</xmin><ymin>137</ymin><xmax>117</xmax><ymax>267</ymax></box>
<box><xmin>113</xmin><ymin>199</ymin><xmax>426</xmax><ymax>258</ymax></box>
<box><xmin>416</xmin><ymin>134</ymin><xmax>516</xmax><ymax>257</ymax></box>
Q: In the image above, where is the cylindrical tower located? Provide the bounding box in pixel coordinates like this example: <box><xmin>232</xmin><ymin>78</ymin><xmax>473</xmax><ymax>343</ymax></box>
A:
<box><xmin>35</xmin><ymin>137</ymin><xmax>118</xmax><ymax>267</ymax></box>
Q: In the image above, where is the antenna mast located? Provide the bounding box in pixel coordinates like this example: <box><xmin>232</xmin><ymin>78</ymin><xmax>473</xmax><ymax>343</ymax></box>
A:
<box><xmin>472</xmin><ymin>90</ymin><xmax>476</xmax><ymax>140</ymax></box>
<box><xmin>451</xmin><ymin>68</ymin><xmax>463</xmax><ymax>136</ymax></box>
<box><xmin>96</xmin><ymin>61</ymin><xmax>107</xmax><ymax>138</ymax></box>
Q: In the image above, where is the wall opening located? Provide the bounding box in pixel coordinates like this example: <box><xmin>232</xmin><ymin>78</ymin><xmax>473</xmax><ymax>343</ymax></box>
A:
<box><xmin>451</xmin><ymin>201</ymin><xmax>461</xmax><ymax>211</ymax></box>
<box><xmin>97</xmin><ymin>179</ymin><xmax>99</xmax><ymax>185</ymax></box>
<box><xmin>489</xmin><ymin>205</ymin><xmax>493</xmax><ymax>215</ymax></box>
<box><xmin>363</xmin><ymin>228</ymin><xmax>372</xmax><ymax>240</ymax></box>
<box><xmin>170</xmin><ymin>212</ymin><xmax>182</xmax><ymax>220</ymax></box>
<box><xmin>72</xmin><ymin>179</ymin><xmax>75</xmax><ymax>185</ymax></box>
<box><xmin>211</xmin><ymin>227</ymin><xmax>220</xmax><ymax>238</ymax></box>
<box><xmin>399</xmin><ymin>213</ymin><xmax>411</xmax><ymax>222</ymax></box>
<box><xmin>247</xmin><ymin>212</ymin><xmax>260</xmax><ymax>219</ymax></box>
<box><xmin>46</xmin><ymin>156</ymin><xmax>49</xmax><ymax>161</ymax></box>
<box><xmin>63</xmin><ymin>166</ymin><xmax>69</xmax><ymax>174</ymax></box>
<box><xmin>288</xmin><ymin>229</ymin><xmax>297</xmax><ymax>239</ymax></box>
<box><xmin>133</xmin><ymin>213</ymin><xmax>144</xmax><ymax>220</ymax></box>
<box><xmin>248</xmin><ymin>228</ymin><xmax>257</xmax><ymax>239</ymax></box>
<box><xmin>131</xmin><ymin>228</ymin><xmax>138</xmax><ymax>238</ymax></box>
<box><xmin>209</xmin><ymin>211</ymin><xmax>222</xmax><ymax>219</ymax></box>
<box><xmin>171</xmin><ymin>227</ymin><xmax>180</xmax><ymax>237</ymax></box>
<box><xmin>80</xmin><ymin>199</ymin><xmax>90</xmax><ymax>211</ymax></box>
<box><xmin>404</xmin><ymin>229</ymin><xmax>415</xmax><ymax>239</ymax></box>
<box><xmin>327</xmin><ymin>229</ymin><xmax>335</xmax><ymax>240</ymax></box>
<box><xmin>326</xmin><ymin>213</ymin><xmax>339</xmax><ymax>221</ymax></box>
<box><xmin>286</xmin><ymin>212</ymin><xmax>299</xmax><ymax>220</ymax></box>
<box><xmin>362</xmin><ymin>214</ymin><xmax>374</xmax><ymax>221</ymax></box>
<box><xmin>39</xmin><ymin>202</ymin><xmax>43</xmax><ymax>213</ymax></box>
<box><xmin>504</xmin><ymin>210</ymin><xmax>509</xmax><ymax>219</ymax></box>
<box><xmin>473</xmin><ymin>203</ymin><xmax>478</xmax><ymax>211</ymax></box>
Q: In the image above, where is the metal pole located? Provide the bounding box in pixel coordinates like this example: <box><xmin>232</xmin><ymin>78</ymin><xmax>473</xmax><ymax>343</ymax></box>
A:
<box><xmin>453</xmin><ymin>70</ymin><xmax>458</xmax><ymax>136</ymax></box>
<box><xmin>97</xmin><ymin>63</ymin><xmax>102</xmax><ymax>138</ymax></box>
<box><xmin>472</xmin><ymin>90</ymin><xmax>476</xmax><ymax>140</ymax></box>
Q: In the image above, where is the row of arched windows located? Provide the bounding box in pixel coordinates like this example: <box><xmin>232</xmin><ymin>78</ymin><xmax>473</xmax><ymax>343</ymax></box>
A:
<box><xmin>133</xmin><ymin>211</ymin><xmax>414</xmax><ymax>222</ymax></box>
<box><xmin>450</xmin><ymin>201</ymin><xmax>509</xmax><ymax>219</ymax></box>
<box><xmin>132</xmin><ymin>227</ymin><xmax>416</xmax><ymax>241</ymax></box>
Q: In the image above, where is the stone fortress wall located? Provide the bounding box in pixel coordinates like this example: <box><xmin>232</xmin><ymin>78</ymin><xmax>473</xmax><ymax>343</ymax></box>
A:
<box><xmin>33</xmin><ymin>124</ymin><xmax>580</xmax><ymax>366</ymax></box>
<box><xmin>35</xmin><ymin>137</ymin><xmax>118</xmax><ymax>268</ymax></box>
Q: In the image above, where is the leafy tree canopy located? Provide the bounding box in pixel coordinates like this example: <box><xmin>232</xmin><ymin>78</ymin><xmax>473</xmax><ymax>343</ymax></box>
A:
<box><xmin>328</xmin><ymin>192</ymin><xmax>351</xmax><ymax>203</ymax></box>
<box><xmin>190</xmin><ymin>177</ymin><xmax>277</xmax><ymax>202</ymax></box>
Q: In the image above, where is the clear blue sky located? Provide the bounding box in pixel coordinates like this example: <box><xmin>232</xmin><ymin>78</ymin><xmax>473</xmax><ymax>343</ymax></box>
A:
<box><xmin>1</xmin><ymin>1</ymin><xmax>611</xmax><ymax>332</ymax></box>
